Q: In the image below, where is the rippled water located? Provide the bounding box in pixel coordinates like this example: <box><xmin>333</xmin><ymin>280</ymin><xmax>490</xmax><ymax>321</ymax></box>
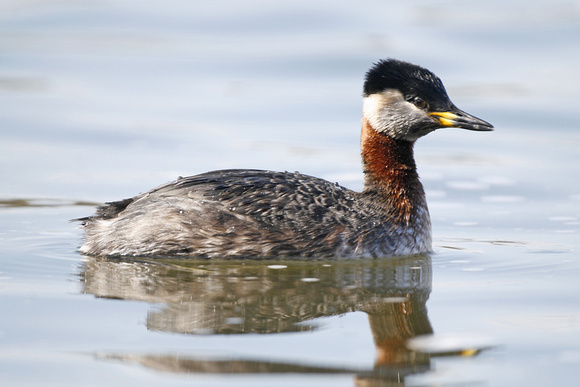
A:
<box><xmin>1</xmin><ymin>1</ymin><xmax>580</xmax><ymax>386</ymax></box>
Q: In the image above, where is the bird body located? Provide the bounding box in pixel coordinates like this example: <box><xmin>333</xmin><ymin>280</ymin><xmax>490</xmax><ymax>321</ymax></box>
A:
<box><xmin>78</xmin><ymin>59</ymin><xmax>492</xmax><ymax>259</ymax></box>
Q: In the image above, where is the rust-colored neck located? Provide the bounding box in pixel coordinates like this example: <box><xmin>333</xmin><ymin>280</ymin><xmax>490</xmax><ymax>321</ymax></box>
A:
<box><xmin>361</xmin><ymin>118</ymin><xmax>425</xmax><ymax>224</ymax></box>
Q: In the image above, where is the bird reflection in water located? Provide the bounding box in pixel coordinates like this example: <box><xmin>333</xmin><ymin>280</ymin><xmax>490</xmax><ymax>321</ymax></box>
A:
<box><xmin>80</xmin><ymin>256</ymin><xmax>484</xmax><ymax>385</ymax></box>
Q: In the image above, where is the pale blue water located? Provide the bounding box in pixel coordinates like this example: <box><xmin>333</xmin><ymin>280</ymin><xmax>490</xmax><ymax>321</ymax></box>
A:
<box><xmin>1</xmin><ymin>1</ymin><xmax>580</xmax><ymax>386</ymax></box>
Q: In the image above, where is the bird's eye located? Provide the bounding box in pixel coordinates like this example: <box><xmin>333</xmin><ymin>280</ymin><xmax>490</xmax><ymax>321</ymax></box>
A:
<box><xmin>411</xmin><ymin>97</ymin><xmax>429</xmax><ymax>110</ymax></box>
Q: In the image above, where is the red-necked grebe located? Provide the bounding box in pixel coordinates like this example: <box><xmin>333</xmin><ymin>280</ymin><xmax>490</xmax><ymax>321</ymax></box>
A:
<box><xmin>77</xmin><ymin>59</ymin><xmax>493</xmax><ymax>259</ymax></box>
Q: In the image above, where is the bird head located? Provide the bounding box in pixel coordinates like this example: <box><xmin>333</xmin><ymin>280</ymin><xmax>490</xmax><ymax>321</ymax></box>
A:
<box><xmin>363</xmin><ymin>59</ymin><xmax>493</xmax><ymax>141</ymax></box>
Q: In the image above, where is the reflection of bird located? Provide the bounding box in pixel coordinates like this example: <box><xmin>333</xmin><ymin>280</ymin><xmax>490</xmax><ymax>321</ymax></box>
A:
<box><xmin>77</xmin><ymin>59</ymin><xmax>493</xmax><ymax>258</ymax></box>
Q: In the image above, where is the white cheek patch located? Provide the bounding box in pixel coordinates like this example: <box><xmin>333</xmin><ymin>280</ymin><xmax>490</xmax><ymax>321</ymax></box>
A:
<box><xmin>363</xmin><ymin>89</ymin><xmax>429</xmax><ymax>141</ymax></box>
<box><xmin>363</xmin><ymin>93</ymin><xmax>388</xmax><ymax>131</ymax></box>
<box><xmin>363</xmin><ymin>90</ymin><xmax>408</xmax><ymax>136</ymax></box>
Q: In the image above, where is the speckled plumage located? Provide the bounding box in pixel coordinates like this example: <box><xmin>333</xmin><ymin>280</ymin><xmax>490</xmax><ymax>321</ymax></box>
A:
<box><xmin>77</xmin><ymin>59</ymin><xmax>492</xmax><ymax>259</ymax></box>
<box><xmin>80</xmin><ymin>169</ymin><xmax>428</xmax><ymax>258</ymax></box>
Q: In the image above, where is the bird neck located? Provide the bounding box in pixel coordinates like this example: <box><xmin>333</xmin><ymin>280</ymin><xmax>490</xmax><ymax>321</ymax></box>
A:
<box><xmin>360</xmin><ymin>118</ymin><xmax>426</xmax><ymax>224</ymax></box>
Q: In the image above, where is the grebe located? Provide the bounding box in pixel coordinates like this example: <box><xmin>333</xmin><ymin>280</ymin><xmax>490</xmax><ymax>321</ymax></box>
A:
<box><xmin>77</xmin><ymin>59</ymin><xmax>493</xmax><ymax>259</ymax></box>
